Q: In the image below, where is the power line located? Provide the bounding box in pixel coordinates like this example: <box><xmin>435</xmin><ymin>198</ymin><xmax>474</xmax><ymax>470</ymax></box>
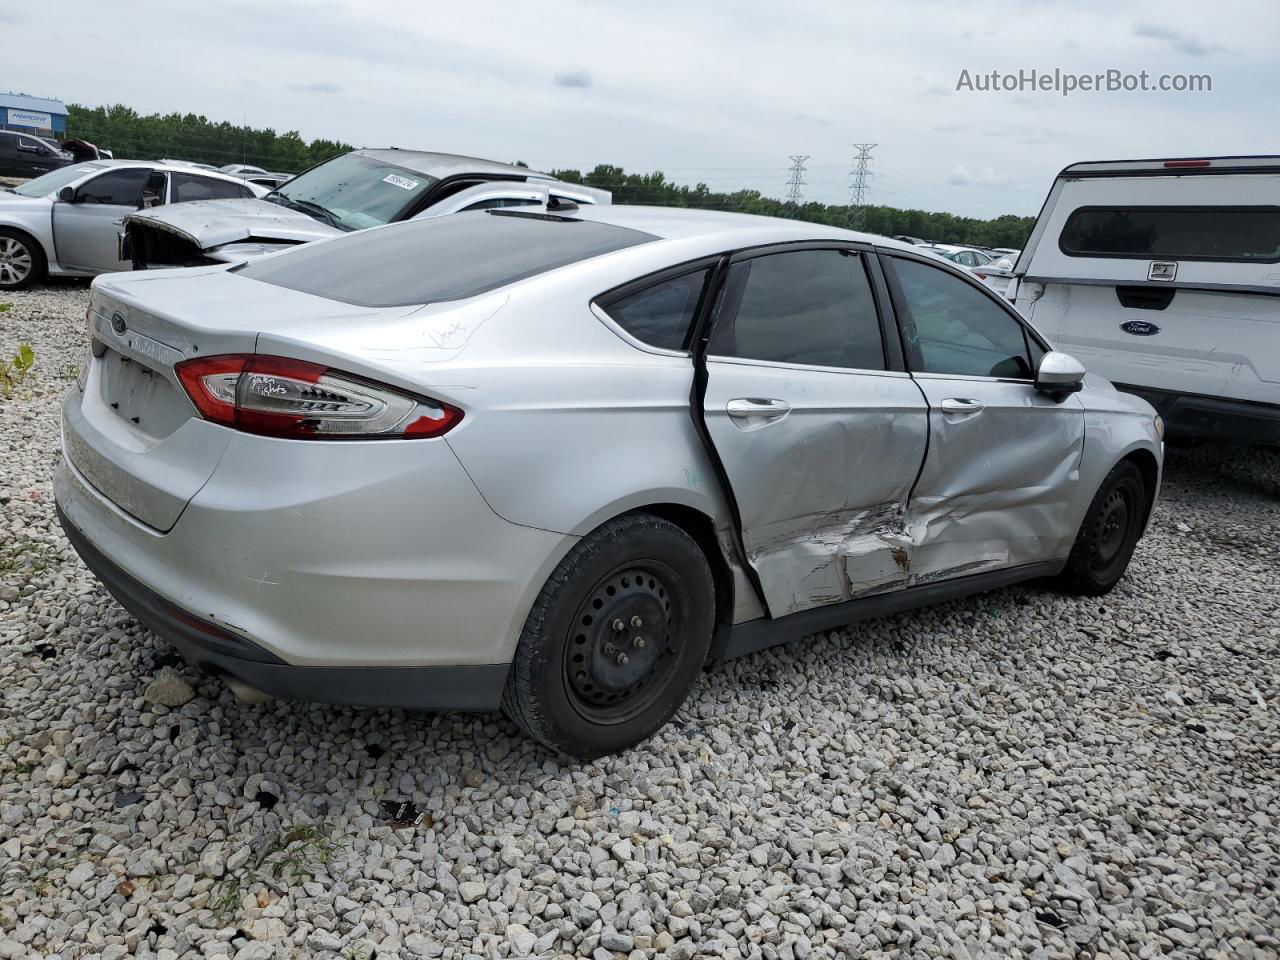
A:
<box><xmin>784</xmin><ymin>154</ymin><xmax>809</xmax><ymax>205</ymax></box>
<box><xmin>848</xmin><ymin>143</ymin><xmax>876</xmax><ymax>230</ymax></box>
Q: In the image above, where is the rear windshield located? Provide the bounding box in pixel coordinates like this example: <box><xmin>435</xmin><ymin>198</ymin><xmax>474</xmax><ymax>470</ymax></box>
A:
<box><xmin>236</xmin><ymin>211</ymin><xmax>657</xmax><ymax>307</ymax></box>
<box><xmin>1059</xmin><ymin>206</ymin><xmax>1280</xmax><ymax>262</ymax></box>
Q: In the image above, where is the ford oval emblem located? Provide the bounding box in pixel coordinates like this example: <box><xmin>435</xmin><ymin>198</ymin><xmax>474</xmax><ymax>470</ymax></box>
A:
<box><xmin>110</xmin><ymin>312</ymin><xmax>127</xmax><ymax>335</ymax></box>
<box><xmin>1120</xmin><ymin>320</ymin><xmax>1160</xmax><ymax>336</ymax></box>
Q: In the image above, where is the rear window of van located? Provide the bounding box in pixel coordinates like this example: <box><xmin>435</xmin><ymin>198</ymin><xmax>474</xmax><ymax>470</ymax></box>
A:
<box><xmin>1059</xmin><ymin>206</ymin><xmax>1280</xmax><ymax>263</ymax></box>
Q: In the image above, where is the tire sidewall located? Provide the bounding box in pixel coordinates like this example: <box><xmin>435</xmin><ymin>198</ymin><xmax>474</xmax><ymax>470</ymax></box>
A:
<box><xmin>524</xmin><ymin>521</ymin><xmax>714</xmax><ymax>758</ymax></box>
<box><xmin>0</xmin><ymin>229</ymin><xmax>45</xmax><ymax>291</ymax></box>
<box><xmin>1078</xmin><ymin>463</ymin><xmax>1146</xmax><ymax>591</ymax></box>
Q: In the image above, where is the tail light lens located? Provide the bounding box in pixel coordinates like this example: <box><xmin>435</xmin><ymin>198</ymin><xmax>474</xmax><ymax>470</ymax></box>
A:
<box><xmin>175</xmin><ymin>354</ymin><xmax>461</xmax><ymax>440</ymax></box>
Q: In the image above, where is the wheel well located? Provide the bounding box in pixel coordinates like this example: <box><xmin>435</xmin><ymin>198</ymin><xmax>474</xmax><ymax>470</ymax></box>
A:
<box><xmin>631</xmin><ymin>503</ymin><xmax>734</xmax><ymax>628</ymax></box>
<box><xmin>1121</xmin><ymin>449</ymin><xmax>1160</xmax><ymax>526</ymax></box>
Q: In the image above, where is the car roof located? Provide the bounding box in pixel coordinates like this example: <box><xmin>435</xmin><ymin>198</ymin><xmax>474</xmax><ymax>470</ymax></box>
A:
<box><xmin>564</xmin><ymin>204</ymin><xmax>918</xmax><ymax>253</ymax></box>
<box><xmin>65</xmin><ymin>158</ymin><xmax>254</xmax><ymax>183</ymax></box>
<box><xmin>353</xmin><ymin>148</ymin><xmax>552</xmax><ymax>181</ymax></box>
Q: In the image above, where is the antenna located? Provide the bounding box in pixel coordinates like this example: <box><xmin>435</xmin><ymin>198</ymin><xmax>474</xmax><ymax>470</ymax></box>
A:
<box><xmin>784</xmin><ymin>155</ymin><xmax>809</xmax><ymax>205</ymax></box>
<box><xmin>848</xmin><ymin>143</ymin><xmax>877</xmax><ymax>230</ymax></box>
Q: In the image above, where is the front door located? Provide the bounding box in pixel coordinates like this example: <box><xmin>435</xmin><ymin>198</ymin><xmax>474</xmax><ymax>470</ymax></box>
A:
<box><xmin>53</xmin><ymin>166</ymin><xmax>154</xmax><ymax>273</ymax></box>
<box><xmin>701</xmin><ymin>246</ymin><xmax>929</xmax><ymax>617</ymax></box>
<box><xmin>882</xmin><ymin>254</ymin><xmax>1085</xmax><ymax>579</ymax></box>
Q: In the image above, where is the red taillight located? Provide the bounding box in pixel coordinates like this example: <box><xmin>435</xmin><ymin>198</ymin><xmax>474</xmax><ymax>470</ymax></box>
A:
<box><xmin>175</xmin><ymin>354</ymin><xmax>462</xmax><ymax>440</ymax></box>
<box><xmin>1163</xmin><ymin>159</ymin><xmax>1211</xmax><ymax>168</ymax></box>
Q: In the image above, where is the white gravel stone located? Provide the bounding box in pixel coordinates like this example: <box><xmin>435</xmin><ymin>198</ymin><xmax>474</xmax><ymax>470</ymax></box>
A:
<box><xmin>2</xmin><ymin>281</ymin><xmax>1278</xmax><ymax>959</ymax></box>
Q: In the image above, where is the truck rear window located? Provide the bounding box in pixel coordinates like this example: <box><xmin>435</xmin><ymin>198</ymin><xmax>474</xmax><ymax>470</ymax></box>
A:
<box><xmin>1059</xmin><ymin>206</ymin><xmax>1280</xmax><ymax>262</ymax></box>
<box><xmin>236</xmin><ymin>211</ymin><xmax>657</xmax><ymax>307</ymax></box>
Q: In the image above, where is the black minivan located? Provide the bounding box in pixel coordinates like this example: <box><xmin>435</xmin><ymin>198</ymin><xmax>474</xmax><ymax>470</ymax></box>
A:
<box><xmin>0</xmin><ymin>130</ymin><xmax>72</xmax><ymax>178</ymax></box>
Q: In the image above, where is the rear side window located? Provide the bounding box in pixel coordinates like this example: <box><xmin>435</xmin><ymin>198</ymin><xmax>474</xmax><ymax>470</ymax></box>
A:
<box><xmin>1060</xmin><ymin>206</ymin><xmax>1280</xmax><ymax>262</ymax></box>
<box><xmin>599</xmin><ymin>268</ymin><xmax>711</xmax><ymax>351</ymax></box>
<box><xmin>237</xmin><ymin>211</ymin><xmax>656</xmax><ymax>307</ymax></box>
<box><xmin>171</xmin><ymin>173</ymin><xmax>248</xmax><ymax>202</ymax></box>
<box><xmin>709</xmin><ymin>250</ymin><xmax>885</xmax><ymax>371</ymax></box>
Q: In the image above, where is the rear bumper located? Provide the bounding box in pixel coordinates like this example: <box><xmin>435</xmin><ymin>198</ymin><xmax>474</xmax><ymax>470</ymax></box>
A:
<box><xmin>58</xmin><ymin>504</ymin><xmax>509</xmax><ymax>710</ymax></box>
<box><xmin>1115</xmin><ymin>384</ymin><xmax>1280</xmax><ymax>446</ymax></box>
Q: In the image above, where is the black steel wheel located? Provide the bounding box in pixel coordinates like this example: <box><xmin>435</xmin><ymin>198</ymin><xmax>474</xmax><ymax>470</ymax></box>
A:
<box><xmin>503</xmin><ymin>513</ymin><xmax>715</xmax><ymax>758</ymax></box>
<box><xmin>1060</xmin><ymin>460</ymin><xmax>1149</xmax><ymax>595</ymax></box>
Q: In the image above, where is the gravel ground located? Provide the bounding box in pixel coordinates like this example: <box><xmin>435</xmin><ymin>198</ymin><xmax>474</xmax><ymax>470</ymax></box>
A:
<box><xmin>1</xmin><ymin>282</ymin><xmax>1277</xmax><ymax>960</ymax></box>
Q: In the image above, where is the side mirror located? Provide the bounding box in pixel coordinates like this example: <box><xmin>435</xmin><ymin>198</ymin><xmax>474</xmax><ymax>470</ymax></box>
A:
<box><xmin>57</xmin><ymin>186</ymin><xmax>77</xmax><ymax>202</ymax></box>
<box><xmin>1035</xmin><ymin>351</ymin><xmax>1085</xmax><ymax>400</ymax></box>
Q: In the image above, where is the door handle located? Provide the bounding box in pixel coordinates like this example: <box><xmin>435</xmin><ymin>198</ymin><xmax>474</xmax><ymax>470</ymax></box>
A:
<box><xmin>940</xmin><ymin>398</ymin><xmax>984</xmax><ymax>415</ymax></box>
<box><xmin>726</xmin><ymin>398</ymin><xmax>791</xmax><ymax>420</ymax></box>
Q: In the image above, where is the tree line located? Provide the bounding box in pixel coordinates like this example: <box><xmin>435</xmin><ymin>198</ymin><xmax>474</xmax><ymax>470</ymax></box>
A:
<box><xmin>66</xmin><ymin>104</ymin><xmax>352</xmax><ymax>173</ymax></box>
<box><xmin>65</xmin><ymin>104</ymin><xmax>1034</xmax><ymax>247</ymax></box>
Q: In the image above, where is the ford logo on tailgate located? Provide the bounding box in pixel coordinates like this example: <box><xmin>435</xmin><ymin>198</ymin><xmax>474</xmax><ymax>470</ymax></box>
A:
<box><xmin>1120</xmin><ymin>320</ymin><xmax>1161</xmax><ymax>336</ymax></box>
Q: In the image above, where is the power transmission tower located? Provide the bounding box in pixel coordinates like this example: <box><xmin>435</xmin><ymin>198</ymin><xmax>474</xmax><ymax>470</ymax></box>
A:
<box><xmin>848</xmin><ymin>143</ymin><xmax>877</xmax><ymax>230</ymax></box>
<box><xmin>785</xmin><ymin>155</ymin><xmax>809</xmax><ymax>205</ymax></box>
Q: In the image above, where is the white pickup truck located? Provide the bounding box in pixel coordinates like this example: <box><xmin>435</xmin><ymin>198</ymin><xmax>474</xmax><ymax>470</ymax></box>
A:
<box><xmin>1008</xmin><ymin>156</ymin><xmax>1280</xmax><ymax>445</ymax></box>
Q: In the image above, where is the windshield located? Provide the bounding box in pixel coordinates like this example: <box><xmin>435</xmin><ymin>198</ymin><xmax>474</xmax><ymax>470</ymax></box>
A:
<box><xmin>11</xmin><ymin>163</ymin><xmax>104</xmax><ymax>198</ymax></box>
<box><xmin>273</xmin><ymin>154</ymin><xmax>438</xmax><ymax>231</ymax></box>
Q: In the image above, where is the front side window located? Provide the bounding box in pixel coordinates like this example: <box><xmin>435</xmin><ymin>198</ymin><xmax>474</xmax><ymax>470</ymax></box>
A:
<box><xmin>75</xmin><ymin>168</ymin><xmax>152</xmax><ymax>206</ymax></box>
<box><xmin>889</xmin><ymin>257</ymin><xmax>1035</xmax><ymax>379</ymax></box>
<box><xmin>599</xmin><ymin>268</ymin><xmax>711</xmax><ymax>351</ymax></box>
<box><xmin>171</xmin><ymin>173</ymin><xmax>247</xmax><ymax>203</ymax></box>
<box><xmin>1059</xmin><ymin>205</ymin><xmax>1280</xmax><ymax>262</ymax></box>
<box><xmin>709</xmin><ymin>249</ymin><xmax>885</xmax><ymax>371</ymax></box>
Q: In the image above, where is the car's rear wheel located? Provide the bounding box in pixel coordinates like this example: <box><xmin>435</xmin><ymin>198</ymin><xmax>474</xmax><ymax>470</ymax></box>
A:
<box><xmin>0</xmin><ymin>229</ymin><xmax>46</xmax><ymax>291</ymax></box>
<box><xmin>502</xmin><ymin>513</ymin><xmax>715</xmax><ymax>758</ymax></box>
<box><xmin>1059</xmin><ymin>460</ymin><xmax>1149</xmax><ymax>595</ymax></box>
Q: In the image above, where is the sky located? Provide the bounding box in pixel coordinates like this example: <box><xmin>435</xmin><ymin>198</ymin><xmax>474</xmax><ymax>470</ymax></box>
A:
<box><xmin>2</xmin><ymin>0</ymin><xmax>1275</xmax><ymax>219</ymax></box>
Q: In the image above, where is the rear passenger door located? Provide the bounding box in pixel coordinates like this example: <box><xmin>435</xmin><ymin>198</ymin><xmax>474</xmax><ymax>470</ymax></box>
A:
<box><xmin>700</xmin><ymin>245</ymin><xmax>929</xmax><ymax>617</ymax></box>
<box><xmin>882</xmin><ymin>254</ymin><xmax>1085</xmax><ymax>577</ymax></box>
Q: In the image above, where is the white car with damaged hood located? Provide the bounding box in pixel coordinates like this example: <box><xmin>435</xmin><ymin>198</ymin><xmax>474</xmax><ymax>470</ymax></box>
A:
<box><xmin>123</xmin><ymin>148</ymin><xmax>610</xmax><ymax>268</ymax></box>
<box><xmin>58</xmin><ymin>205</ymin><xmax>1162</xmax><ymax>757</ymax></box>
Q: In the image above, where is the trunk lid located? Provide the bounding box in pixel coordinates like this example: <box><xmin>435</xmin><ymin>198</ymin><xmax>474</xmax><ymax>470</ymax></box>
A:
<box><xmin>66</xmin><ymin>268</ymin><xmax>419</xmax><ymax>531</ymax></box>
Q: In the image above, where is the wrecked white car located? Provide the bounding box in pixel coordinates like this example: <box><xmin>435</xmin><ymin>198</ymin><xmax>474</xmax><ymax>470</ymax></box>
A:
<box><xmin>122</xmin><ymin>149</ymin><xmax>610</xmax><ymax>268</ymax></box>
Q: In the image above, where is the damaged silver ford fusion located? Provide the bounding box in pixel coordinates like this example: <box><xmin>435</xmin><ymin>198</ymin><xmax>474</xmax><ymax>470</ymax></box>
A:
<box><xmin>121</xmin><ymin>148</ymin><xmax>611</xmax><ymax>268</ymax></box>
<box><xmin>57</xmin><ymin>205</ymin><xmax>1162</xmax><ymax>758</ymax></box>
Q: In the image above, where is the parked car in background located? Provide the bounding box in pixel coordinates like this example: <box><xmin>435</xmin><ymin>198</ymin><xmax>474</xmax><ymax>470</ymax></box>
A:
<box><xmin>219</xmin><ymin>163</ymin><xmax>267</xmax><ymax>176</ymax></box>
<box><xmin>57</xmin><ymin>205</ymin><xmax>1162</xmax><ymax>756</ymax></box>
<box><xmin>972</xmin><ymin>252</ymin><xmax>1018</xmax><ymax>297</ymax></box>
<box><xmin>0</xmin><ymin>129</ymin><xmax>73</xmax><ymax>178</ymax></box>
<box><xmin>1009</xmin><ymin>155</ymin><xmax>1280</xmax><ymax>445</ymax></box>
<box><xmin>0</xmin><ymin>160</ymin><xmax>268</xmax><ymax>289</ymax></box>
<box><xmin>929</xmin><ymin>243</ymin><xmax>997</xmax><ymax>269</ymax></box>
<box><xmin>124</xmin><ymin>149</ymin><xmax>611</xmax><ymax>268</ymax></box>
<box><xmin>240</xmin><ymin>171</ymin><xmax>293</xmax><ymax>190</ymax></box>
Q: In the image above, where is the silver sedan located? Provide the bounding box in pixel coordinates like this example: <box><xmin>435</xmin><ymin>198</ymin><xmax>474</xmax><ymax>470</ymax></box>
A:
<box><xmin>0</xmin><ymin>160</ymin><xmax>267</xmax><ymax>290</ymax></box>
<box><xmin>55</xmin><ymin>206</ymin><xmax>1163</xmax><ymax>757</ymax></box>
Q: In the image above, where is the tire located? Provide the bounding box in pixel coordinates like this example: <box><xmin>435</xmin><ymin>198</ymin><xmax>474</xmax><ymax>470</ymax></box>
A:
<box><xmin>1059</xmin><ymin>460</ymin><xmax>1149</xmax><ymax>596</ymax></box>
<box><xmin>502</xmin><ymin>513</ymin><xmax>716</xmax><ymax>759</ymax></box>
<box><xmin>0</xmin><ymin>229</ymin><xmax>47</xmax><ymax>291</ymax></box>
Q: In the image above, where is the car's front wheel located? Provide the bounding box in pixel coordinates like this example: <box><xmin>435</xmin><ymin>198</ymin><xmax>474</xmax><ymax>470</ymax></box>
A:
<box><xmin>1059</xmin><ymin>460</ymin><xmax>1150</xmax><ymax>595</ymax></box>
<box><xmin>0</xmin><ymin>229</ymin><xmax>46</xmax><ymax>291</ymax></box>
<box><xmin>503</xmin><ymin>513</ymin><xmax>716</xmax><ymax>758</ymax></box>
